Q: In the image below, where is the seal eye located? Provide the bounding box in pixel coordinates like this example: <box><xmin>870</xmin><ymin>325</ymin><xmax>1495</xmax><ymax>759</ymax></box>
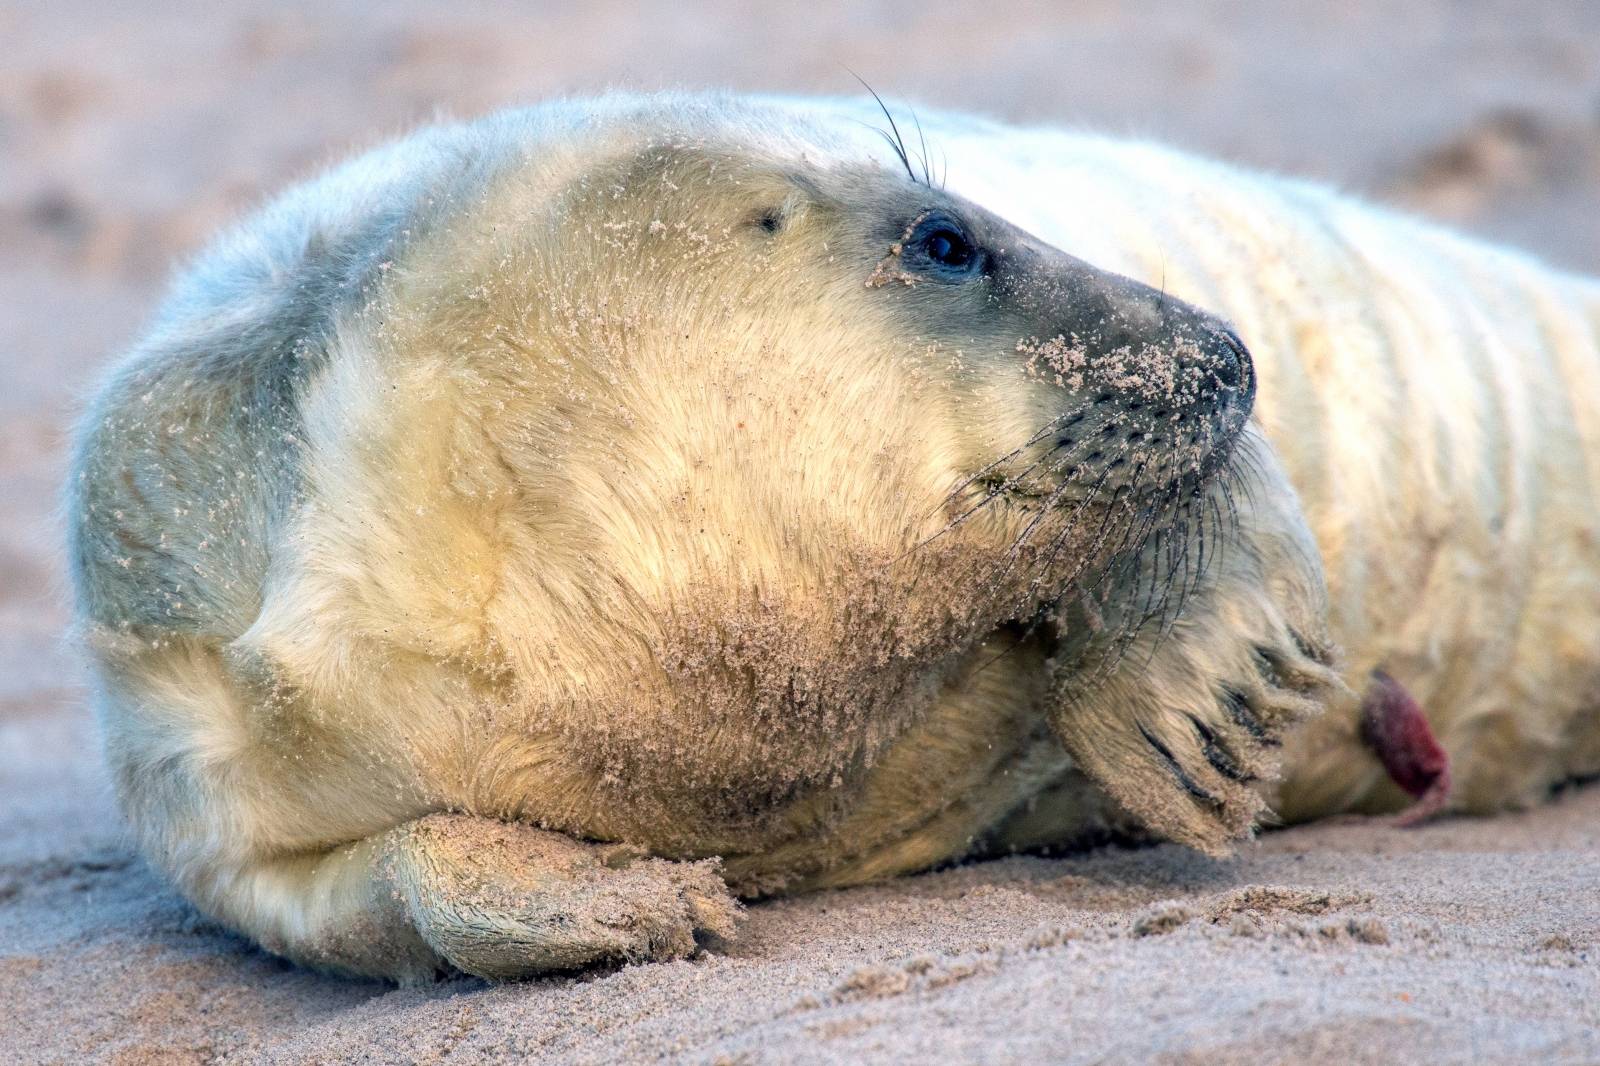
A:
<box><xmin>923</xmin><ymin>228</ymin><xmax>972</xmax><ymax>267</ymax></box>
<box><xmin>904</xmin><ymin>214</ymin><xmax>982</xmax><ymax>279</ymax></box>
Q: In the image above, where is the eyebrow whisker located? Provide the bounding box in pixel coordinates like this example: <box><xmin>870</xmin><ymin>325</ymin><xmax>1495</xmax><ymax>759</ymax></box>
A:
<box><xmin>848</xmin><ymin>69</ymin><xmax>919</xmax><ymax>184</ymax></box>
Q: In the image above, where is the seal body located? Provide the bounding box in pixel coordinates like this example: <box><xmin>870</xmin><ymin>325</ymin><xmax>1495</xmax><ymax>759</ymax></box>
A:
<box><xmin>67</xmin><ymin>93</ymin><xmax>1600</xmax><ymax>981</ymax></box>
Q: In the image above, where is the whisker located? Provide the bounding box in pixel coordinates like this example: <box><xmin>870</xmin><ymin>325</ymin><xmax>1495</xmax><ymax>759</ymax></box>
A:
<box><xmin>897</xmin><ymin>411</ymin><xmax>1091</xmax><ymax>564</ymax></box>
<box><xmin>1047</xmin><ymin>461</ymin><xmax>1150</xmax><ymax>592</ymax></box>
<box><xmin>933</xmin><ymin>410</ymin><xmax>1078</xmax><ymax>514</ymax></box>
<box><xmin>910</xmin><ymin>108</ymin><xmax>933</xmax><ymax>185</ymax></box>
<box><xmin>849</xmin><ymin>71</ymin><xmax>919</xmax><ymax>184</ymax></box>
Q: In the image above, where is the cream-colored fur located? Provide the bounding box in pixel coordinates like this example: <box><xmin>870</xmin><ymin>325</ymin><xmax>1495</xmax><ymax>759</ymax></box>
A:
<box><xmin>67</xmin><ymin>93</ymin><xmax>1599</xmax><ymax>982</ymax></box>
<box><xmin>900</xmin><ymin>109</ymin><xmax>1600</xmax><ymax>817</ymax></box>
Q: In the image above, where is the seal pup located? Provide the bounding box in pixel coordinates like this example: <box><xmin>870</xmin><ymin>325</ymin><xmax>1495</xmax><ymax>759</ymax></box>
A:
<box><xmin>68</xmin><ymin>92</ymin><xmax>1597</xmax><ymax>982</ymax></box>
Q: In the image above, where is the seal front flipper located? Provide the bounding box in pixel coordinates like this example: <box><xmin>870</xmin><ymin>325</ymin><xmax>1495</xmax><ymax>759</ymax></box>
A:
<box><xmin>1044</xmin><ymin>436</ymin><xmax>1347</xmax><ymax>854</ymax></box>
<box><xmin>1046</xmin><ymin>598</ymin><xmax>1342</xmax><ymax>854</ymax></box>
<box><xmin>387</xmin><ymin>815</ymin><xmax>741</xmax><ymax>981</ymax></box>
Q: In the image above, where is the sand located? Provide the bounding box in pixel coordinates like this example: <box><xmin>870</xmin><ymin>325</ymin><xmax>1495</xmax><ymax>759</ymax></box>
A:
<box><xmin>2</xmin><ymin>2</ymin><xmax>1599</xmax><ymax>1062</ymax></box>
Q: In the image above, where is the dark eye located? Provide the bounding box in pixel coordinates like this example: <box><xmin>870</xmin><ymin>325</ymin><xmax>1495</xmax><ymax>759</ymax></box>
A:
<box><xmin>904</xmin><ymin>214</ymin><xmax>983</xmax><ymax>279</ymax></box>
<box><xmin>923</xmin><ymin>228</ymin><xmax>972</xmax><ymax>267</ymax></box>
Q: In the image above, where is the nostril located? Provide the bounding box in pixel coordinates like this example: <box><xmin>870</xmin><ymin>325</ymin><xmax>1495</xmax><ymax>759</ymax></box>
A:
<box><xmin>1210</xmin><ymin>326</ymin><xmax>1251</xmax><ymax>390</ymax></box>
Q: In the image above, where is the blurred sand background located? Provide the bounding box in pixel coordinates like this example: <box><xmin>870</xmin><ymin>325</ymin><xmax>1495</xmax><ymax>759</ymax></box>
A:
<box><xmin>3</xmin><ymin>2</ymin><xmax>1600</xmax><ymax>1062</ymax></box>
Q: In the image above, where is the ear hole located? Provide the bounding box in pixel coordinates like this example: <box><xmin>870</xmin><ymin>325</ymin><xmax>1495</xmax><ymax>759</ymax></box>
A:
<box><xmin>755</xmin><ymin>207</ymin><xmax>783</xmax><ymax>234</ymax></box>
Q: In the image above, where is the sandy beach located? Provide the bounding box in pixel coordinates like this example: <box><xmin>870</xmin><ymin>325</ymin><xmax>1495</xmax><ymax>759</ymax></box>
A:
<box><xmin>3</xmin><ymin>2</ymin><xmax>1599</xmax><ymax>1062</ymax></box>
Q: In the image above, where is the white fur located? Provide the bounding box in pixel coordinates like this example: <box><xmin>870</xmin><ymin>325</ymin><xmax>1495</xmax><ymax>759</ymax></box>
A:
<box><xmin>871</xmin><ymin>102</ymin><xmax>1600</xmax><ymax>813</ymax></box>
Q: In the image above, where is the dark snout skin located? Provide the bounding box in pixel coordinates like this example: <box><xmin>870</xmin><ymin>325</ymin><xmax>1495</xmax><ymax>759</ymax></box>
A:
<box><xmin>847</xmin><ymin>177</ymin><xmax>1257</xmax><ymax>488</ymax></box>
<box><xmin>956</xmin><ymin>204</ymin><xmax>1256</xmax><ymax>489</ymax></box>
<box><xmin>984</xmin><ymin>216</ymin><xmax>1256</xmax><ymax>429</ymax></box>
